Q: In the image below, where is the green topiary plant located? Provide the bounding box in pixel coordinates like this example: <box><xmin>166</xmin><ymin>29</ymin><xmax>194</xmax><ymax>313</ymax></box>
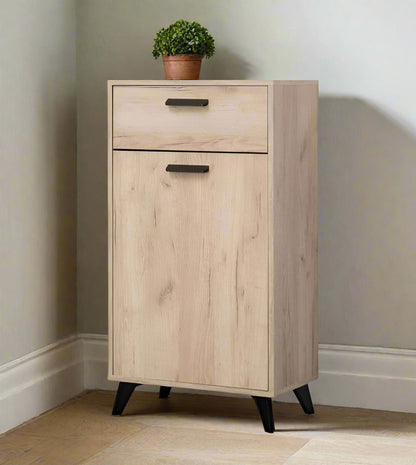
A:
<box><xmin>152</xmin><ymin>19</ymin><xmax>215</xmax><ymax>59</ymax></box>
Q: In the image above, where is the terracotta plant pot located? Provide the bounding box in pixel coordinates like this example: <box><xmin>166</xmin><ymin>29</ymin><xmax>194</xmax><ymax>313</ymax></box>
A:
<box><xmin>162</xmin><ymin>54</ymin><xmax>202</xmax><ymax>80</ymax></box>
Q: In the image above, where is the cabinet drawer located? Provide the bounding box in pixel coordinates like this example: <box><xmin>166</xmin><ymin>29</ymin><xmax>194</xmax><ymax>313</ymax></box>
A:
<box><xmin>112</xmin><ymin>85</ymin><xmax>268</xmax><ymax>153</ymax></box>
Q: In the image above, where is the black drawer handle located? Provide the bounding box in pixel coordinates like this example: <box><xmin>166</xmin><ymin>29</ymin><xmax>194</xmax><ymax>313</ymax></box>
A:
<box><xmin>165</xmin><ymin>98</ymin><xmax>209</xmax><ymax>107</ymax></box>
<box><xmin>166</xmin><ymin>164</ymin><xmax>209</xmax><ymax>173</ymax></box>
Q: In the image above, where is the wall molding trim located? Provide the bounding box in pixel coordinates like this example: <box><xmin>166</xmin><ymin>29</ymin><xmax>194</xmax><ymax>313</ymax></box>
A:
<box><xmin>0</xmin><ymin>335</ymin><xmax>84</xmax><ymax>434</ymax></box>
<box><xmin>1</xmin><ymin>333</ymin><xmax>416</xmax><ymax>434</ymax></box>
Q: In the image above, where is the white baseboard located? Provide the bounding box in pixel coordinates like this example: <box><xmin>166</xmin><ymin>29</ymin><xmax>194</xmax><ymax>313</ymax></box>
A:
<box><xmin>2</xmin><ymin>334</ymin><xmax>416</xmax><ymax>434</ymax></box>
<box><xmin>0</xmin><ymin>335</ymin><xmax>84</xmax><ymax>434</ymax></box>
<box><xmin>279</xmin><ymin>344</ymin><xmax>416</xmax><ymax>413</ymax></box>
<box><xmin>81</xmin><ymin>333</ymin><xmax>117</xmax><ymax>391</ymax></box>
<box><xmin>81</xmin><ymin>334</ymin><xmax>416</xmax><ymax>413</ymax></box>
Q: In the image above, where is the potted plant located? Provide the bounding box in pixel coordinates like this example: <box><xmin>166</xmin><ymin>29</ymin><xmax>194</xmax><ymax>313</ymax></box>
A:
<box><xmin>152</xmin><ymin>19</ymin><xmax>215</xmax><ymax>80</ymax></box>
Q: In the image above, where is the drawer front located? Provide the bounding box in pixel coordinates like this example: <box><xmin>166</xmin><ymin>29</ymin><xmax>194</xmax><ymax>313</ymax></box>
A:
<box><xmin>112</xmin><ymin>85</ymin><xmax>268</xmax><ymax>153</ymax></box>
<box><xmin>112</xmin><ymin>150</ymin><xmax>269</xmax><ymax>390</ymax></box>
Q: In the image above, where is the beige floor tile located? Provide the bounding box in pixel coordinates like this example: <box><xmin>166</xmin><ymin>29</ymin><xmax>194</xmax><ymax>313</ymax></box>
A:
<box><xmin>81</xmin><ymin>426</ymin><xmax>308</xmax><ymax>465</ymax></box>
<box><xmin>0</xmin><ymin>433</ymin><xmax>41</xmax><ymax>464</ymax></box>
<box><xmin>109</xmin><ymin>390</ymin><xmax>266</xmax><ymax>434</ymax></box>
<box><xmin>98</xmin><ymin>390</ymin><xmax>416</xmax><ymax>439</ymax></box>
<box><xmin>13</xmin><ymin>391</ymin><xmax>146</xmax><ymax>441</ymax></box>
<box><xmin>83</xmin><ymin>455</ymin><xmax>215</xmax><ymax>465</ymax></box>
<box><xmin>0</xmin><ymin>434</ymin><xmax>110</xmax><ymax>465</ymax></box>
<box><xmin>3</xmin><ymin>390</ymin><xmax>416</xmax><ymax>465</ymax></box>
<box><xmin>275</xmin><ymin>401</ymin><xmax>416</xmax><ymax>438</ymax></box>
<box><xmin>284</xmin><ymin>436</ymin><xmax>416</xmax><ymax>465</ymax></box>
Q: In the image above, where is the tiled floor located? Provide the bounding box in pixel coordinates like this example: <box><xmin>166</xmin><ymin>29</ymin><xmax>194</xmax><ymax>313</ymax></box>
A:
<box><xmin>1</xmin><ymin>390</ymin><xmax>416</xmax><ymax>464</ymax></box>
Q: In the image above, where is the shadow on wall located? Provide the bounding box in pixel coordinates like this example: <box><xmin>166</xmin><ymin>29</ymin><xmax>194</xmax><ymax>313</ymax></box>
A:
<box><xmin>201</xmin><ymin>47</ymin><xmax>254</xmax><ymax>79</ymax></box>
<box><xmin>40</xmin><ymin>81</ymin><xmax>77</xmax><ymax>338</ymax></box>
<box><xmin>318</xmin><ymin>97</ymin><xmax>416</xmax><ymax>348</ymax></box>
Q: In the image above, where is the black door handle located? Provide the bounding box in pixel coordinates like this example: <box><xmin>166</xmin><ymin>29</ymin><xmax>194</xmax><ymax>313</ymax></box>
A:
<box><xmin>165</xmin><ymin>98</ymin><xmax>209</xmax><ymax>107</ymax></box>
<box><xmin>166</xmin><ymin>164</ymin><xmax>209</xmax><ymax>173</ymax></box>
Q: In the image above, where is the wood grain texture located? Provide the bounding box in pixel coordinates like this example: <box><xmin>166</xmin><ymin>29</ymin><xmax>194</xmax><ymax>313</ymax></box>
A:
<box><xmin>108</xmin><ymin>80</ymin><xmax>319</xmax><ymax>398</ymax></box>
<box><xmin>112</xmin><ymin>85</ymin><xmax>268</xmax><ymax>153</ymax></box>
<box><xmin>14</xmin><ymin>393</ymin><xmax>146</xmax><ymax>441</ymax></box>
<box><xmin>106</xmin><ymin>375</ymin><xmax>270</xmax><ymax>397</ymax></box>
<box><xmin>111</xmin><ymin>151</ymin><xmax>269</xmax><ymax>391</ymax></box>
<box><xmin>4</xmin><ymin>391</ymin><xmax>416</xmax><ymax>465</ymax></box>
<box><xmin>267</xmin><ymin>82</ymin><xmax>276</xmax><ymax>394</ymax></box>
<box><xmin>284</xmin><ymin>437</ymin><xmax>416</xmax><ymax>465</ymax></box>
<box><xmin>83</xmin><ymin>426</ymin><xmax>307</xmax><ymax>465</ymax></box>
<box><xmin>271</xmin><ymin>82</ymin><xmax>319</xmax><ymax>395</ymax></box>
<box><xmin>0</xmin><ymin>435</ymin><xmax>111</xmax><ymax>465</ymax></box>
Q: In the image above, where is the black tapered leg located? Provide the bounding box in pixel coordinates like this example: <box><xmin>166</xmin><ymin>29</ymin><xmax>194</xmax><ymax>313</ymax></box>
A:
<box><xmin>112</xmin><ymin>382</ymin><xmax>141</xmax><ymax>415</ymax></box>
<box><xmin>159</xmin><ymin>386</ymin><xmax>172</xmax><ymax>399</ymax></box>
<box><xmin>293</xmin><ymin>384</ymin><xmax>314</xmax><ymax>414</ymax></box>
<box><xmin>252</xmin><ymin>396</ymin><xmax>275</xmax><ymax>433</ymax></box>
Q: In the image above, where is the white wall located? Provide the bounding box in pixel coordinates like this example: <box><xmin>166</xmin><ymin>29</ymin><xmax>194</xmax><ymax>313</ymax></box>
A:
<box><xmin>76</xmin><ymin>0</ymin><xmax>416</xmax><ymax>348</ymax></box>
<box><xmin>0</xmin><ymin>0</ymin><xmax>77</xmax><ymax>364</ymax></box>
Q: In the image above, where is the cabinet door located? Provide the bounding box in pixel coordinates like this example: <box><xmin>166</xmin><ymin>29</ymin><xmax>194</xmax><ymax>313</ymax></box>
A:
<box><xmin>111</xmin><ymin>151</ymin><xmax>268</xmax><ymax>390</ymax></box>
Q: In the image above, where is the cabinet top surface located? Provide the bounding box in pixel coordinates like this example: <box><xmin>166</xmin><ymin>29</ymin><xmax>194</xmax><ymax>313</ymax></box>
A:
<box><xmin>108</xmin><ymin>79</ymin><xmax>318</xmax><ymax>86</ymax></box>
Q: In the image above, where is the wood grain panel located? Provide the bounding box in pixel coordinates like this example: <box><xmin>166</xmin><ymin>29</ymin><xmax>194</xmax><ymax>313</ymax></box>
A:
<box><xmin>113</xmin><ymin>85</ymin><xmax>268</xmax><ymax>153</ymax></box>
<box><xmin>271</xmin><ymin>82</ymin><xmax>319</xmax><ymax>395</ymax></box>
<box><xmin>112</xmin><ymin>151</ymin><xmax>269</xmax><ymax>390</ymax></box>
<box><xmin>108</xmin><ymin>80</ymin><xmax>319</xmax><ymax>397</ymax></box>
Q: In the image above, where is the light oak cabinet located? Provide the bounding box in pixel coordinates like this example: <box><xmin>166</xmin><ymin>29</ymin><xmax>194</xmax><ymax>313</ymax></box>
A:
<box><xmin>108</xmin><ymin>80</ymin><xmax>318</xmax><ymax>433</ymax></box>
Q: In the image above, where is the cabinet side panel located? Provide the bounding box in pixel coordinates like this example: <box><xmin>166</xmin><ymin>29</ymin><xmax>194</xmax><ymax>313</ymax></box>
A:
<box><xmin>267</xmin><ymin>83</ymin><xmax>275</xmax><ymax>394</ymax></box>
<box><xmin>273</xmin><ymin>82</ymin><xmax>318</xmax><ymax>394</ymax></box>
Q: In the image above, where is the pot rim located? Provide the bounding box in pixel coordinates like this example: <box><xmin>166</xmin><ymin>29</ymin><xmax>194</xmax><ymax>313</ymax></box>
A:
<box><xmin>162</xmin><ymin>54</ymin><xmax>203</xmax><ymax>60</ymax></box>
